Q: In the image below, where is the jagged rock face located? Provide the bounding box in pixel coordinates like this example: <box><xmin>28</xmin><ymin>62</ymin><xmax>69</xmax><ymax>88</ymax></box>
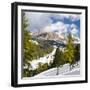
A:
<box><xmin>31</xmin><ymin>31</ymin><xmax>80</xmax><ymax>44</ymax></box>
<box><xmin>36</xmin><ymin>32</ymin><xmax>65</xmax><ymax>40</ymax></box>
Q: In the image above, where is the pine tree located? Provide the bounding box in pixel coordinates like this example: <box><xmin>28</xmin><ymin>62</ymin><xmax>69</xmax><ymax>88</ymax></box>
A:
<box><xmin>74</xmin><ymin>44</ymin><xmax>80</xmax><ymax>65</ymax></box>
<box><xmin>22</xmin><ymin>12</ymin><xmax>35</xmax><ymax>77</ymax></box>
<box><xmin>53</xmin><ymin>47</ymin><xmax>64</xmax><ymax>75</ymax></box>
<box><xmin>22</xmin><ymin>12</ymin><xmax>31</xmax><ymax>64</ymax></box>
<box><xmin>64</xmin><ymin>33</ymin><xmax>75</xmax><ymax>70</ymax></box>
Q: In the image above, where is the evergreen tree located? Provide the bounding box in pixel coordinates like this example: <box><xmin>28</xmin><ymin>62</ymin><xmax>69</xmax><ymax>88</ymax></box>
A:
<box><xmin>64</xmin><ymin>34</ymin><xmax>75</xmax><ymax>70</ymax></box>
<box><xmin>74</xmin><ymin>44</ymin><xmax>80</xmax><ymax>65</ymax></box>
<box><xmin>22</xmin><ymin>12</ymin><xmax>31</xmax><ymax>64</ymax></box>
<box><xmin>22</xmin><ymin>12</ymin><xmax>35</xmax><ymax>77</ymax></box>
<box><xmin>53</xmin><ymin>47</ymin><xmax>64</xmax><ymax>75</ymax></box>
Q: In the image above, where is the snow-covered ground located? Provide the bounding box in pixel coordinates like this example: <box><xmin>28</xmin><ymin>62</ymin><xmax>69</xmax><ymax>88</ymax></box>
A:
<box><xmin>24</xmin><ymin>45</ymin><xmax>80</xmax><ymax>78</ymax></box>
<box><xmin>31</xmin><ymin>62</ymin><xmax>80</xmax><ymax>78</ymax></box>
<box><xmin>26</xmin><ymin>46</ymin><xmax>57</xmax><ymax>70</ymax></box>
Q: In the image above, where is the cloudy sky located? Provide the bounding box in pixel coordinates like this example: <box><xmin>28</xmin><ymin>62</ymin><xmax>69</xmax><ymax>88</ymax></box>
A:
<box><xmin>25</xmin><ymin>11</ymin><xmax>80</xmax><ymax>38</ymax></box>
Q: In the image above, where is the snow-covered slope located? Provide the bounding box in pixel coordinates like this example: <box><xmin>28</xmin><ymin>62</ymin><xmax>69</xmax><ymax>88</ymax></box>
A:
<box><xmin>27</xmin><ymin>46</ymin><xmax>57</xmax><ymax>70</ymax></box>
<box><xmin>32</xmin><ymin>62</ymin><xmax>80</xmax><ymax>78</ymax></box>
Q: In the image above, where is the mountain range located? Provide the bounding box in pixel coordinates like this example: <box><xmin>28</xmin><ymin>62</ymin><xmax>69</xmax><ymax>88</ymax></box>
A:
<box><xmin>31</xmin><ymin>31</ymin><xmax>80</xmax><ymax>44</ymax></box>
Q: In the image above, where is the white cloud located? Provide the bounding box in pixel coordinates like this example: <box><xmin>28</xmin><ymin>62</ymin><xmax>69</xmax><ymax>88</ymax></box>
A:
<box><xmin>71</xmin><ymin>24</ymin><xmax>77</xmax><ymax>28</ymax></box>
<box><xmin>70</xmin><ymin>24</ymin><xmax>79</xmax><ymax>37</ymax></box>
<box><xmin>25</xmin><ymin>12</ymin><xmax>53</xmax><ymax>32</ymax></box>
<box><xmin>25</xmin><ymin>12</ymin><xmax>80</xmax><ymax>39</ymax></box>
<box><xmin>69</xmin><ymin>15</ymin><xmax>80</xmax><ymax>21</ymax></box>
<box><xmin>53</xmin><ymin>14</ymin><xmax>80</xmax><ymax>22</ymax></box>
<box><xmin>41</xmin><ymin>21</ymin><xmax>69</xmax><ymax>34</ymax></box>
<box><xmin>41</xmin><ymin>22</ymin><xmax>79</xmax><ymax>39</ymax></box>
<box><xmin>51</xmin><ymin>22</ymin><xmax>65</xmax><ymax>31</ymax></box>
<box><xmin>42</xmin><ymin>25</ymin><xmax>52</xmax><ymax>32</ymax></box>
<box><xmin>71</xmin><ymin>28</ymin><xmax>78</xmax><ymax>34</ymax></box>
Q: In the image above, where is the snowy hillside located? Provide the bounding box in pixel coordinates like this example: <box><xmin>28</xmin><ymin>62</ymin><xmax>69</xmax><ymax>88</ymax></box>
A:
<box><xmin>31</xmin><ymin>62</ymin><xmax>80</xmax><ymax>78</ymax></box>
<box><xmin>24</xmin><ymin>46</ymin><xmax>57</xmax><ymax>70</ymax></box>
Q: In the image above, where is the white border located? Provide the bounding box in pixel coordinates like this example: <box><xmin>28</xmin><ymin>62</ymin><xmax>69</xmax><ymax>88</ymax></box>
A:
<box><xmin>18</xmin><ymin>5</ymin><xmax>86</xmax><ymax>84</ymax></box>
